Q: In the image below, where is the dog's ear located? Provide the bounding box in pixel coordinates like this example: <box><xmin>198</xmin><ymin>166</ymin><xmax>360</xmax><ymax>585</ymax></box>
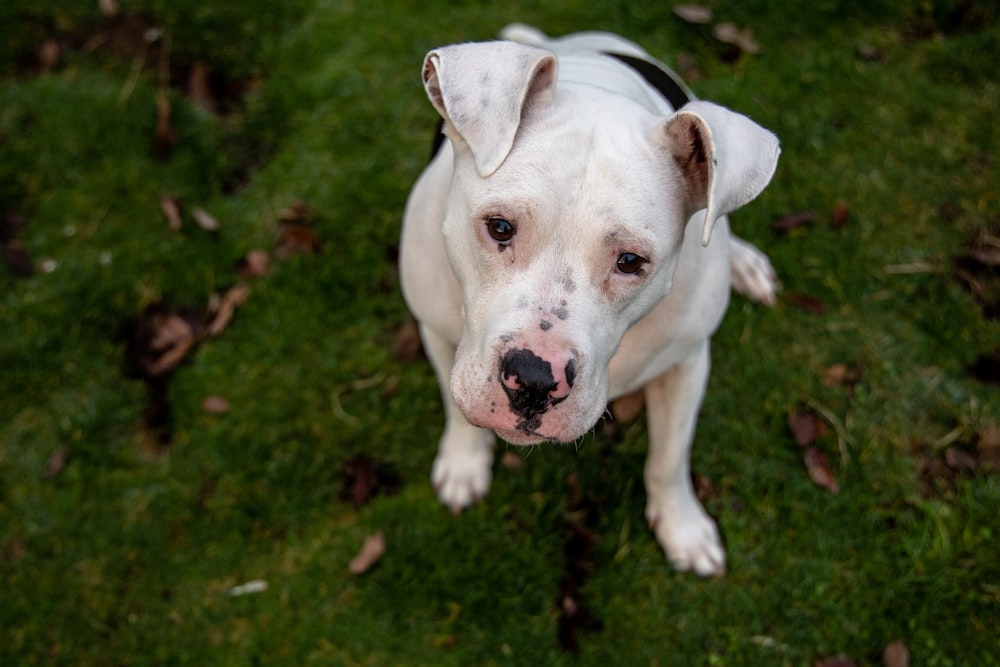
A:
<box><xmin>423</xmin><ymin>42</ymin><xmax>558</xmax><ymax>177</ymax></box>
<box><xmin>659</xmin><ymin>101</ymin><xmax>780</xmax><ymax>246</ymax></box>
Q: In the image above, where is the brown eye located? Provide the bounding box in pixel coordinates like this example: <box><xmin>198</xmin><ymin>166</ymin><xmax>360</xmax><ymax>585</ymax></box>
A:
<box><xmin>616</xmin><ymin>252</ymin><xmax>646</xmax><ymax>274</ymax></box>
<box><xmin>487</xmin><ymin>217</ymin><xmax>515</xmax><ymax>243</ymax></box>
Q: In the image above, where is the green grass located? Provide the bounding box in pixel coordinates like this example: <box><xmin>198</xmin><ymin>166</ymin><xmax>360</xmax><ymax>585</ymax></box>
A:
<box><xmin>2</xmin><ymin>1</ymin><xmax>999</xmax><ymax>665</ymax></box>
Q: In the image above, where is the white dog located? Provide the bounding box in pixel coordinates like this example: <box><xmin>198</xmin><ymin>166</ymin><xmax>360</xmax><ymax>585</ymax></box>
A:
<box><xmin>400</xmin><ymin>25</ymin><xmax>780</xmax><ymax>576</ymax></box>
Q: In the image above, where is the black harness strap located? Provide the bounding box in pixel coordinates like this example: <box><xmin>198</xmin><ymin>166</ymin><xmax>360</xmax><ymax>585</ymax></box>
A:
<box><xmin>427</xmin><ymin>50</ymin><xmax>691</xmax><ymax>162</ymax></box>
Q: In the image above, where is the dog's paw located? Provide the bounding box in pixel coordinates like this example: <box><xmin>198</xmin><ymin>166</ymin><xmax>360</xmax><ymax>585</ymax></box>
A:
<box><xmin>646</xmin><ymin>499</ymin><xmax>726</xmax><ymax>577</ymax></box>
<box><xmin>431</xmin><ymin>437</ymin><xmax>494</xmax><ymax>513</ymax></box>
<box><xmin>729</xmin><ymin>236</ymin><xmax>778</xmax><ymax>306</ymax></box>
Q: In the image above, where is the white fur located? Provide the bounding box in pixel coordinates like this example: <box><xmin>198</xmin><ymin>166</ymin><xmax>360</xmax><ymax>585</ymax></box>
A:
<box><xmin>400</xmin><ymin>25</ymin><xmax>780</xmax><ymax>576</ymax></box>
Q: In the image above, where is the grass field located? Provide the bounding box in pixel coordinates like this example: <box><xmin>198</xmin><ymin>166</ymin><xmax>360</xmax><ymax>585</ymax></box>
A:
<box><xmin>2</xmin><ymin>1</ymin><xmax>998</xmax><ymax>665</ymax></box>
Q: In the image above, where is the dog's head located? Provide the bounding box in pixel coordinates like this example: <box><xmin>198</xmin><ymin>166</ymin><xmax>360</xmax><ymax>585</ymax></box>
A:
<box><xmin>422</xmin><ymin>41</ymin><xmax>779</xmax><ymax>444</ymax></box>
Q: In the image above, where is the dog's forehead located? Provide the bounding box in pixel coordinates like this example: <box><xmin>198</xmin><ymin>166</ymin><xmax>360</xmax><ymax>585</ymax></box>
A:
<box><xmin>469</xmin><ymin>111</ymin><xmax>674</xmax><ymax>230</ymax></box>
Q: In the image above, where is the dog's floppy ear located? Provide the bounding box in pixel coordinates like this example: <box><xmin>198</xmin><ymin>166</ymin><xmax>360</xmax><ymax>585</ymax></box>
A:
<box><xmin>423</xmin><ymin>42</ymin><xmax>558</xmax><ymax>177</ymax></box>
<box><xmin>659</xmin><ymin>101</ymin><xmax>780</xmax><ymax>246</ymax></box>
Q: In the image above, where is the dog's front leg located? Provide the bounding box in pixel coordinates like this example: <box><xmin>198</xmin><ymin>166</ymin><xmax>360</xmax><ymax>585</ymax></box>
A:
<box><xmin>643</xmin><ymin>341</ymin><xmax>726</xmax><ymax>576</ymax></box>
<box><xmin>419</xmin><ymin>324</ymin><xmax>496</xmax><ymax>512</ymax></box>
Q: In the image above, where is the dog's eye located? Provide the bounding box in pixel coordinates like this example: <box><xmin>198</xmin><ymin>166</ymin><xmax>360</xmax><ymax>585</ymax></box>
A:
<box><xmin>616</xmin><ymin>252</ymin><xmax>647</xmax><ymax>275</ymax></box>
<box><xmin>486</xmin><ymin>217</ymin><xmax>515</xmax><ymax>243</ymax></box>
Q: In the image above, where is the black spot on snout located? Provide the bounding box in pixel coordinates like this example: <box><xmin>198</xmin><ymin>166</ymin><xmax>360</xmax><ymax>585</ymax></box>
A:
<box><xmin>540</xmin><ymin>320</ymin><xmax>552</xmax><ymax>331</ymax></box>
<box><xmin>553</xmin><ymin>301</ymin><xmax>570</xmax><ymax>321</ymax></box>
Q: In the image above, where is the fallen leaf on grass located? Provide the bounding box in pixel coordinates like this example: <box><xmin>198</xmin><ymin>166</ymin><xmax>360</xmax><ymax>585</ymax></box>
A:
<box><xmin>187</xmin><ymin>62</ymin><xmax>215</xmax><ymax>112</ymax></box>
<box><xmin>814</xmin><ymin>657</ymin><xmax>858</xmax><ymax>667</ymax></box>
<box><xmin>44</xmin><ymin>445</ymin><xmax>70</xmax><ymax>479</ymax></box>
<box><xmin>192</xmin><ymin>206</ymin><xmax>220</xmax><ymax>232</ymax></box>
<box><xmin>788</xmin><ymin>409</ymin><xmax>827</xmax><ymax>447</ymax></box>
<box><xmin>206</xmin><ymin>283</ymin><xmax>250</xmax><ymax>337</ymax></box>
<box><xmin>98</xmin><ymin>0</ymin><xmax>120</xmax><ymax>18</ymax></box>
<box><xmin>785</xmin><ymin>291</ymin><xmax>828</xmax><ymax>314</ymax></box>
<box><xmin>393</xmin><ymin>317</ymin><xmax>423</xmax><ymax>363</ymax></box>
<box><xmin>340</xmin><ymin>454</ymin><xmax>402</xmax><ymax>507</ymax></box>
<box><xmin>276</xmin><ymin>222</ymin><xmax>321</xmax><ymax>257</ymax></box>
<box><xmin>823</xmin><ymin>363</ymin><xmax>861</xmax><ymax>388</ymax></box>
<box><xmin>501</xmin><ymin>450</ymin><xmax>524</xmax><ymax>472</ymax></box>
<box><xmin>804</xmin><ymin>446</ymin><xmax>839</xmax><ymax>494</ymax></box>
<box><xmin>278</xmin><ymin>201</ymin><xmax>312</xmax><ymax>223</ymax></box>
<box><xmin>831</xmin><ymin>200</ymin><xmax>851</xmax><ymax>229</ymax></box>
<box><xmin>38</xmin><ymin>39</ymin><xmax>60</xmax><ymax>73</ymax></box>
<box><xmin>773</xmin><ymin>211</ymin><xmax>816</xmax><ymax>232</ymax></box>
<box><xmin>713</xmin><ymin>23</ymin><xmax>760</xmax><ymax>54</ymax></box>
<box><xmin>975</xmin><ymin>422</ymin><xmax>1000</xmax><ymax>470</ymax></box>
<box><xmin>672</xmin><ymin>5</ymin><xmax>712</xmax><ymax>24</ymax></box>
<box><xmin>348</xmin><ymin>531</ymin><xmax>385</xmax><ymax>575</ymax></box>
<box><xmin>236</xmin><ymin>249</ymin><xmax>270</xmax><ymax>278</ymax></box>
<box><xmin>146</xmin><ymin>313</ymin><xmax>198</xmax><ymax>377</ymax></box>
<box><xmin>160</xmin><ymin>196</ymin><xmax>183</xmax><ymax>231</ymax></box>
<box><xmin>883</xmin><ymin>640</ymin><xmax>909</xmax><ymax>667</ymax></box>
<box><xmin>154</xmin><ymin>93</ymin><xmax>176</xmax><ymax>160</ymax></box>
<box><xmin>201</xmin><ymin>395</ymin><xmax>230</xmax><ymax>415</ymax></box>
<box><xmin>693</xmin><ymin>473</ymin><xmax>718</xmax><ymax>502</ymax></box>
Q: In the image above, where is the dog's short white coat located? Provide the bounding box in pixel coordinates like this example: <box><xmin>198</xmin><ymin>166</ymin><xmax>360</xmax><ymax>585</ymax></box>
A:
<box><xmin>400</xmin><ymin>25</ymin><xmax>780</xmax><ymax>576</ymax></box>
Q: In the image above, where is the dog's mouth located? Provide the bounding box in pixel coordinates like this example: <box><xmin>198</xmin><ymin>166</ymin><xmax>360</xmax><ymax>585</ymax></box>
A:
<box><xmin>492</xmin><ymin>426</ymin><xmax>557</xmax><ymax>446</ymax></box>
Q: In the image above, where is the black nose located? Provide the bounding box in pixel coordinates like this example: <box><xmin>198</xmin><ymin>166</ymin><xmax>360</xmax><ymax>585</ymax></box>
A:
<box><xmin>499</xmin><ymin>348</ymin><xmax>557</xmax><ymax>426</ymax></box>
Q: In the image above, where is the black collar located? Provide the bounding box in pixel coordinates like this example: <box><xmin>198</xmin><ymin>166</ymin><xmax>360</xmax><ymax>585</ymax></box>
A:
<box><xmin>600</xmin><ymin>51</ymin><xmax>691</xmax><ymax>110</ymax></box>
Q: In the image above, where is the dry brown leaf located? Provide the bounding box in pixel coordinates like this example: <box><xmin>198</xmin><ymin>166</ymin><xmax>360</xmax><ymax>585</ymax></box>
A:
<box><xmin>348</xmin><ymin>531</ymin><xmax>386</xmax><ymax>575</ymax></box>
<box><xmin>976</xmin><ymin>422</ymin><xmax>1000</xmax><ymax>470</ymax></box>
<box><xmin>804</xmin><ymin>446</ymin><xmax>839</xmax><ymax>494</ymax></box>
<box><xmin>187</xmin><ymin>62</ymin><xmax>215</xmax><ymax>112</ymax></box>
<box><xmin>831</xmin><ymin>200</ymin><xmax>850</xmax><ymax>229</ymax></box>
<box><xmin>98</xmin><ymin>0</ymin><xmax>120</xmax><ymax>18</ymax></box>
<box><xmin>713</xmin><ymin>23</ymin><xmax>761</xmax><ymax>54</ymax></box>
<box><xmin>501</xmin><ymin>450</ymin><xmax>524</xmax><ymax>472</ymax></box>
<box><xmin>278</xmin><ymin>201</ymin><xmax>312</xmax><ymax>223</ymax></box>
<box><xmin>673</xmin><ymin>5</ymin><xmax>713</xmax><ymax>24</ymax></box>
<box><xmin>823</xmin><ymin>363</ymin><xmax>861</xmax><ymax>388</ymax></box>
<box><xmin>146</xmin><ymin>313</ymin><xmax>197</xmax><ymax>376</ymax></box>
<box><xmin>201</xmin><ymin>395</ymin><xmax>231</xmax><ymax>415</ymax></box>
<box><xmin>610</xmin><ymin>388</ymin><xmax>645</xmax><ymax>422</ymax></box>
<box><xmin>883</xmin><ymin>640</ymin><xmax>909</xmax><ymax>667</ymax></box>
<box><xmin>192</xmin><ymin>206</ymin><xmax>220</xmax><ymax>232</ymax></box>
<box><xmin>773</xmin><ymin>211</ymin><xmax>816</xmax><ymax>232</ymax></box>
<box><xmin>693</xmin><ymin>473</ymin><xmax>718</xmax><ymax>502</ymax></box>
<box><xmin>160</xmin><ymin>197</ymin><xmax>182</xmax><ymax>231</ymax></box>
<box><xmin>38</xmin><ymin>39</ymin><xmax>60</xmax><ymax>73</ymax></box>
<box><xmin>154</xmin><ymin>93</ymin><xmax>176</xmax><ymax>160</ymax></box>
<box><xmin>393</xmin><ymin>317</ymin><xmax>424</xmax><ymax>362</ymax></box>
<box><xmin>207</xmin><ymin>283</ymin><xmax>251</xmax><ymax>337</ymax></box>
<box><xmin>785</xmin><ymin>291</ymin><xmax>828</xmax><ymax>314</ymax></box>
<box><xmin>788</xmin><ymin>409</ymin><xmax>826</xmax><ymax>447</ymax></box>
<box><xmin>814</xmin><ymin>658</ymin><xmax>858</xmax><ymax>667</ymax></box>
<box><xmin>276</xmin><ymin>222</ymin><xmax>321</xmax><ymax>257</ymax></box>
<box><xmin>237</xmin><ymin>249</ymin><xmax>270</xmax><ymax>278</ymax></box>
<box><xmin>970</xmin><ymin>246</ymin><xmax>1000</xmax><ymax>267</ymax></box>
<box><xmin>44</xmin><ymin>445</ymin><xmax>69</xmax><ymax>479</ymax></box>
<box><xmin>944</xmin><ymin>446</ymin><xmax>976</xmax><ymax>471</ymax></box>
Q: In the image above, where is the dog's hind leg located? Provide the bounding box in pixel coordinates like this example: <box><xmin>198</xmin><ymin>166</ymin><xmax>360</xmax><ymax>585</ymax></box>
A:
<box><xmin>643</xmin><ymin>340</ymin><xmax>726</xmax><ymax>577</ymax></box>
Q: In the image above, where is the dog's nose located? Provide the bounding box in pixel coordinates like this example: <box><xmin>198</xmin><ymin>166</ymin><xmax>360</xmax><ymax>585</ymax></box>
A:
<box><xmin>499</xmin><ymin>348</ymin><xmax>575</xmax><ymax>422</ymax></box>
